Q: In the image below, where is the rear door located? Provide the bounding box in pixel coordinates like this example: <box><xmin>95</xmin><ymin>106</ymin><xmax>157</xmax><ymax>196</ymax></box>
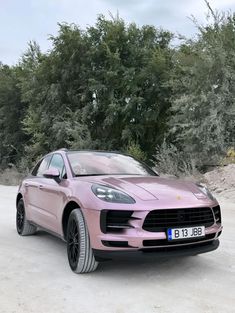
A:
<box><xmin>24</xmin><ymin>155</ymin><xmax>52</xmax><ymax>224</ymax></box>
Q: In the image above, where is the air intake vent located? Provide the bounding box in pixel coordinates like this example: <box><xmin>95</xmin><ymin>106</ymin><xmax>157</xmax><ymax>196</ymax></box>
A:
<box><xmin>100</xmin><ymin>210</ymin><xmax>134</xmax><ymax>233</ymax></box>
<box><xmin>102</xmin><ymin>240</ymin><xmax>129</xmax><ymax>248</ymax></box>
<box><xmin>143</xmin><ymin>207</ymin><xmax>214</xmax><ymax>232</ymax></box>
<box><xmin>212</xmin><ymin>205</ymin><xmax>221</xmax><ymax>224</ymax></box>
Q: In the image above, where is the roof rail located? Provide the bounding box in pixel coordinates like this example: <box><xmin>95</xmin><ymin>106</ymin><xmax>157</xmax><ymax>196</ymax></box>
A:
<box><xmin>58</xmin><ymin>148</ymin><xmax>68</xmax><ymax>151</ymax></box>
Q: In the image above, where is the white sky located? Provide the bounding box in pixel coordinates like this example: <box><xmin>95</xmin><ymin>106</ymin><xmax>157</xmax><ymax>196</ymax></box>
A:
<box><xmin>0</xmin><ymin>0</ymin><xmax>235</xmax><ymax>65</ymax></box>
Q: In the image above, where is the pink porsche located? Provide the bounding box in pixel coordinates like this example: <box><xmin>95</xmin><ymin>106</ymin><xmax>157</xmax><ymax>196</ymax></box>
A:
<box><xmin>16</xmin><ymin>149</ymin><xmax>222</xmax><ymax>273</ymax></box>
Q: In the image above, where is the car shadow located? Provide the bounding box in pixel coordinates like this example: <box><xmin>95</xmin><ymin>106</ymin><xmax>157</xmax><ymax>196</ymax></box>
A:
<box><xmin>29</xmin><ymin>230</ymin><xmax>216</xmax><ymax>280</ymax></box>
<box><xmin>96</xmin><ymin>255</ymin><xmax>204</xmax><ymax>277</ymax></box>
<box><xmin>35</xmin><ymin>229</ymin><xmax>66</xmax><ymax>245</ymax></box>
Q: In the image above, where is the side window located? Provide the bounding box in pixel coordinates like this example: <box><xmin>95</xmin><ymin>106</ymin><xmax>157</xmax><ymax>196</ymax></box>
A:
<box><xmin>32</xmin><ymin>155</ymin><xmax>52</xmax><ymax>177</ymax></box>
<box><xmin>49</xmin><ymin>154</ymin><xmax>67</xmax><ymax>179</ymax></box>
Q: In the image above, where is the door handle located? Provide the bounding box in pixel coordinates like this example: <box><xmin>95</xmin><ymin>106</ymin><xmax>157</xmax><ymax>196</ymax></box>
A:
<box><xmin>38</xmin><ymin>185</ymin><xmax>44</xmax><ymax>190</ymax></box>
<box><xmin>25</xmin><ymin>183</ymin><xmax>29</xmax><ymax>187</ymax></box>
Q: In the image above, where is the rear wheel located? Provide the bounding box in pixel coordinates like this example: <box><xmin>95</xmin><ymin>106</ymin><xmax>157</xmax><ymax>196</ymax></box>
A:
<box><xmin>16</xmin><ymin>199</ymin><xmax>37</xmax><ymax>236</ymax></box>
<box><xmin>67</xmin><ymin>209</ymin><xmax>98</xmax><ymax>273</ymax></box>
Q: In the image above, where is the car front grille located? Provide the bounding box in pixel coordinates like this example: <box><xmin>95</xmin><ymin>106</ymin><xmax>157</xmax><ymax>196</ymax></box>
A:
<box><xmin>143</xmin><ymin>207</ymin><xmax>215</xmax><ymax>232</ymax></box>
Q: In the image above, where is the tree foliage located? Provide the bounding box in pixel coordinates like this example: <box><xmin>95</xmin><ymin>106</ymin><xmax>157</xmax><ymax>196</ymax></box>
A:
<box><xmin>0</xmin><ymin>63</ymin><xmax>27</xmax><ymax>167</ymax></box>
<box><xmin>0</xmin><ymin>6</ymin><xmax>234</xmax><ymax>172</ymax></box>
<box><xmin>18</xmin><ymin>16</ymin><xmax>173</xmax><ymax>163</ymax></box>
<box><xmin>168</xmin><ymin>9</ymin><xmax>235</xmax><ymax>167</ymax></box>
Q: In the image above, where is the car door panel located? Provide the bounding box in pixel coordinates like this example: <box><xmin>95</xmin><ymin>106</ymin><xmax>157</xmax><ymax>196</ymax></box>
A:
<box><xmin>33</xmin><ymin>153</ymin><xmax>68</xmax><ymax>234</ymax></box>
<box><xmin>36</xmin><ymin>178</ymin><xmax>67</xmax><ymax>233</ymax></box>
<box><xmin>23</xmin><ymin>153</ymin><xmax>68</xmax><ymax>234</ymax></box>
<box><xmin>23</xmin><ymin>178</ymin><xmax>41</xmax><ymax>221</ymax></box>
<box><xmin>23</xmin><ymin>155</ymin><xmax>52</xmax><ymax>227</ymax></box>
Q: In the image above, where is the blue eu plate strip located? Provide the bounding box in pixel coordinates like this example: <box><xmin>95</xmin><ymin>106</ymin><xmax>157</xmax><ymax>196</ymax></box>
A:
<box><xmin>168</xmin><ymin>229</ymin><xmax>172</xmax><ymax>240</ymax></box>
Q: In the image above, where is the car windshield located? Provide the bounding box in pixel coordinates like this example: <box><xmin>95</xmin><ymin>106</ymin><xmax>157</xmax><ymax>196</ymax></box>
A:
<box><xmin>67</xmin><ymin>152</ymin><xmax>157</xmax><ymax>176</ymax></box>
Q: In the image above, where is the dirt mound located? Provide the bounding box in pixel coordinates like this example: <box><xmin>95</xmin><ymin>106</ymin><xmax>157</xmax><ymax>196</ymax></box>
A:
<box><xmin>204</xmin><ymin>164</ymin><xmax>235</xmax><ymax>200</ymax></box>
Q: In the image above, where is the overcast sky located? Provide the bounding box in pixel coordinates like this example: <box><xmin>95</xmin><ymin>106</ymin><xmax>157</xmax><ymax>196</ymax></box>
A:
<box><xmin>1</xmin><ymin>0</ymin><xmax>235</xmax><ymax>65</ymax></box>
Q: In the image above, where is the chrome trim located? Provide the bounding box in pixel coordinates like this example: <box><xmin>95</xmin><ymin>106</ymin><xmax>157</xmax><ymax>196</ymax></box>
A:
<box><xmin>108</xmin><ymin>225</ymin><xmax>134</xmax><ymax>229</ymax></box>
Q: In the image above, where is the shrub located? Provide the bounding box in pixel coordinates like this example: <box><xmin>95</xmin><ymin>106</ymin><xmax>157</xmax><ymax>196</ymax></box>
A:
<box><xmin>153</xmin><ymin>141</ymin><xmax>198</xmax><ymax>177</ymax></box>
<box><xmin>0</xmin><ymin>167</ymin><xmax>24</xmax><ymax>186</ymax></box>
<box><xmin>221</xmin><ymin>147</ymin><xmax>235</xmax><ymax>165</ymax></box>
<box><xmin>125</xmin><ymin>142</ymin><xmax>147</xmax><ymax>162</ymax></box>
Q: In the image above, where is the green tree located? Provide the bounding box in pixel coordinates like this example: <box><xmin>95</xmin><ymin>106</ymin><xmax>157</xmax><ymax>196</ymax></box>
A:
<box><xmin>0</xmin><ymin>63</ymin><xmax>27</xmax><ymax>167</ymax></box>
<box><xmin>168</xmin><ymin>7</ymin><xmax>235</xmax><ymax>168</ymax></box>
<box><xmin>20</xmin><ymin>16</ymin><xmax>174</xmax><ymax>164</ymax></box>
<box><xmin>2</xmin><ymin>6</ymin><xmax>234</xmax><ymax>173</ymax></box>
<box><xmin>85</xmin><ymin>16</ymin><xmax>173</xmax><ymax>157</ymax></box>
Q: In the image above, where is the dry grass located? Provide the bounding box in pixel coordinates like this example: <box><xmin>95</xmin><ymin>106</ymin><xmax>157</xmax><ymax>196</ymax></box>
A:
<box><xmin>0</xmin><ymin>168</ymin><xmax>25</xmax><ymax>186</ymax></box>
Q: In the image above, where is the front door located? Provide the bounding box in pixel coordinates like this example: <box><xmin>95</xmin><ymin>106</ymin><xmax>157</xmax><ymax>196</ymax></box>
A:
<box><xmin>36</xmin><ymin>153</ymin><xmax>68</xmax><ymax>234</ymax></box>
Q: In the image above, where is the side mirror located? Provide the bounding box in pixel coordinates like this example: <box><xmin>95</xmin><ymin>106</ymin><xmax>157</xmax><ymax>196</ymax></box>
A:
<box><xmin>43</xmin><ymin>168</ymin><xmax>61</xmax><ymax>183</ymax></box>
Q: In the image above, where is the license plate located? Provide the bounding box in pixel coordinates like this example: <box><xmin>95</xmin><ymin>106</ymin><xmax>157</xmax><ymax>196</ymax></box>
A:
<box><xmin>167</xmin><ymin>226</ymin><xmax>205</xmax><ymax>240</ymax></box>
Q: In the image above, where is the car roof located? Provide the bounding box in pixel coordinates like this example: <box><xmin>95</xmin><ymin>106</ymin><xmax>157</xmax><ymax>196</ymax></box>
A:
<box><xmin>54</xmin><ymin>149</ymin><xmax>126</xmax><ymax>155</ymax></box>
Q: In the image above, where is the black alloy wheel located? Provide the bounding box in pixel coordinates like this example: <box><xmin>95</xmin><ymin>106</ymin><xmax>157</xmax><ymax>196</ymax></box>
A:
<box><xmin>17</xmin><ymin>200</ymin><xmax>25</xmax><ymax>234</ymax></box>
<box><xmin>67</xmin><ymin>218</ymin><xmax>80</xmax><ymax>270</ymax></box>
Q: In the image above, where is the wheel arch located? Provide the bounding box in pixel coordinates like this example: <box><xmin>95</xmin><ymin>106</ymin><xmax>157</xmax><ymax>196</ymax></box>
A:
<box><xmin>62</xmin><ymin>201</ymin><xmax>80</xmax><ymax>240</ymax></box>
<box><xmin>16</xmin><ymin>193</ymin><xmax>23</xmax><ymax>208</ymax></box>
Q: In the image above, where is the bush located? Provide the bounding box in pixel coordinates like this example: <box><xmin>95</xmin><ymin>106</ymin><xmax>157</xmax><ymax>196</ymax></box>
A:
<box><xmin>125</xmin><ymin>142</ymin><xmax>147</xmax><ymax>162</ymax></box>
<box><xmin>0</xmin><ymin>167</ymin><xmax>24</xmax><ymax>186</ymax></box>
<box><xmin>221</xmin><ymin>147</ymin><xmax>235</xmax><ymax>165</ymax></box>
<box><xmin>154</xmin><ymin>141</ymin><xmax>198</xmax><ymax>177</ymax></box>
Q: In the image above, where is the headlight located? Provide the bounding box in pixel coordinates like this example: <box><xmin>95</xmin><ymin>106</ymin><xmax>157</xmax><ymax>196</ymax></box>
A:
<box><xmin>91</xmin><ymin>184</ymin><xmax>136</xmax><ymax>204</ymax></box>
<box><xmin>197</xmin><ymin>184</ymin><xmax>215</xmax><ymax>201</ymax></box>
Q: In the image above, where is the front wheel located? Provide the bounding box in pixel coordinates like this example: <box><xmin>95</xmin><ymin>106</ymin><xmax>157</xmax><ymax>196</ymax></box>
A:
<box><xmin>67</xmin><ymin>209</ymin><xmax>98</xmax><ymax>274</ymax></box>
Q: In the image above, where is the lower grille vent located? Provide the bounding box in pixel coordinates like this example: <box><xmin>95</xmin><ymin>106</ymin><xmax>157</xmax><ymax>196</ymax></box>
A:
<box><xmin>100</xmin><ymin>210</ymin><xmax>134</xmax><ymax>233</ymax></box>
<box><xmin>143</xmin><ymin>233</ymin><xmax>215</xmax><ymax>247</ymax></box>
<box><xmin>102</xmin><ymin>241</ymin><xmax>129</xmax><ymax>248</ymax></box>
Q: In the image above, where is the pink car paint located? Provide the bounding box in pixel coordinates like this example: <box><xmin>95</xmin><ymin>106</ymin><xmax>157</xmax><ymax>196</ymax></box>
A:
<box><xmin>17</xmin><ymin>149</ymin><xmax>222</xmax><ymax>268</ymax></box>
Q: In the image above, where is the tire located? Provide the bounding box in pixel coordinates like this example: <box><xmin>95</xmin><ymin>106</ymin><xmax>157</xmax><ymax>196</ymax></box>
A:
<box><xmin>16</xmin><ymin>199</ymin><xmax>37</xmax><ymax>236</ymax></box>
<box><xmin>67</xmin><ymin>208</ymin><xmax>98</xmax><ymax>273</ymax></box>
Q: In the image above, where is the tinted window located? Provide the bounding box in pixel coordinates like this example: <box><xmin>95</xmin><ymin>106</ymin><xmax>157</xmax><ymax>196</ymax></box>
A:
<box><xmin>49</xmin><ymin>154</ymin><xmax>66</xmax><ymax>179</ymax></box>
<box><xmin>34</xmin><ymin>155</ymin><xmax>52</xmax><ymax>177</ymax></box>
<box><xmin>67</xmin><ymin>152</ymin><xmax>156</xmax><ymax>176</ymax></box>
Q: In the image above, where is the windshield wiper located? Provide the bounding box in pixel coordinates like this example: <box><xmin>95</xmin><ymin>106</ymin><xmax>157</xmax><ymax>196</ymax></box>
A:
<box><xmin>74</xmin><ymin>174</ymin><xmax>109</xmax><ymax>177</ymax></box>
<box><xmin>74</xmin><ymin>173</ymin><xmax>148</xmax><ymax>177</ymax></box>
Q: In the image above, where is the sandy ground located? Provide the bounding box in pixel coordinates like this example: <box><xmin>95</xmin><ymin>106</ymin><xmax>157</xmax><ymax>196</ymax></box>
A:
<box><xmin>204</xmin><ymin>164</ymin><xmax>235</xmax><ymax>202</ymax></box>
<box><xmin>0</xmin><ymin>185</ymin><xmax>234</xmax><ymax>313</ymax></box>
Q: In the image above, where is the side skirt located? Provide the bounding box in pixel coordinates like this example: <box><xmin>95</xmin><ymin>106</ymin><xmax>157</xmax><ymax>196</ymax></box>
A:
<box><xmin>29</xmin><ymin>221</ymin><xmax>66</xmax><ymax>242</ymax></box>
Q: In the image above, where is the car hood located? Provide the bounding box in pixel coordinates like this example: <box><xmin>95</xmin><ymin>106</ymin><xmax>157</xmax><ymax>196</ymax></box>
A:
<box><xmin>80</xmin><ymin>175</ymin><xmax>209</xmax><ymax>202</ymax></box>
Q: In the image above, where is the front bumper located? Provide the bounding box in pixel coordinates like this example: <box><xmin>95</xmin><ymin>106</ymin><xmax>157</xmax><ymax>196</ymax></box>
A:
<box><xmin>94</xmin><ymin>239</ymin><xmax>220</xmax><ymax>261</ymax></box>
<box><xmin>84</xmin><ymin>206</ymin><xmax>223</xmax><ymax>252</ymax></box>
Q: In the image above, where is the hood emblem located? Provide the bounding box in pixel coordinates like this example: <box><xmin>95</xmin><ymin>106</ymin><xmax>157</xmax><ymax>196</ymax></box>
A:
<box><xmin>176</xmin><ymin>195</ymin><xmax>182</xmax><ymax>200</ymax></box>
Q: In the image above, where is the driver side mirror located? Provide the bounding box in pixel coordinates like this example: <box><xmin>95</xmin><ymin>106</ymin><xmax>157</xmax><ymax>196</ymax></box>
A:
<box><xmin>43</xmin><ymin>168</ymin><xmax>61</xmax><ymax>183</ymax></box>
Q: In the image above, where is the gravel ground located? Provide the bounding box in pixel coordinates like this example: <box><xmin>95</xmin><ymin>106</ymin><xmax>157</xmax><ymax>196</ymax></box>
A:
<box><xmin>0</xmin><ymin>185</ymin><xmax>234</xmax><ymax>313</ymax></box>
<box><xmin>204</xmin><ymin>164</ymin><xmax>235</xmax><ymax>202</ymax></box>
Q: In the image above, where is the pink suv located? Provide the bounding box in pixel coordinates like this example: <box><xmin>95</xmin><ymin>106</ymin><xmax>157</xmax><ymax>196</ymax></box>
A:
<box><xmin>16</xmin><ymin>150</ymin><xmax>222</xmax><ymax>273</ymax></box>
